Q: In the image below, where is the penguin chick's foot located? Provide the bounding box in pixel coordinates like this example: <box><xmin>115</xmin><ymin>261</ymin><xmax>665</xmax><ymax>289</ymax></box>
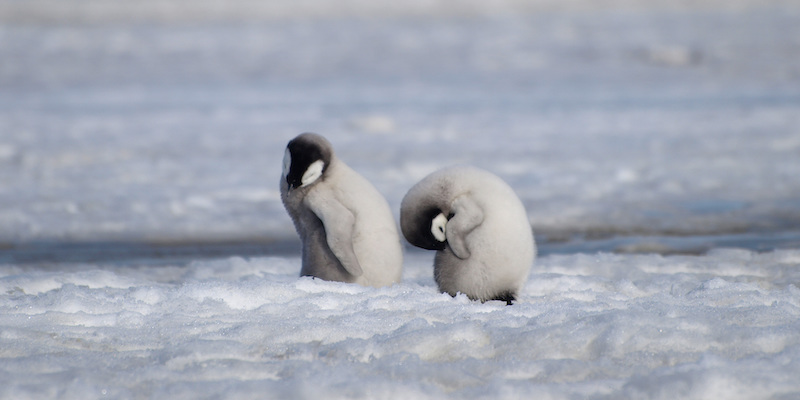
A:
<box><xmin>490</xmin><ymin>291</ymin><xmax>516</xmax><ymax>306</ymax></box>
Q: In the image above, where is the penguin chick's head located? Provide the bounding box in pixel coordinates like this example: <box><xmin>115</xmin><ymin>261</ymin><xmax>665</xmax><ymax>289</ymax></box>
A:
<box><xmin>283</xmin><ymin>133</ymin><xmax>333</xmax><ymax>191</ymax></box>
<box><xmin>431</xmin><ymin>212</ymin><xmax>448</xmax><ymax>242</ymax></box>
<box><xmin>400</xmin><ymin>205</ymin><xmax>450</xmax><ymax>251</ymax></box>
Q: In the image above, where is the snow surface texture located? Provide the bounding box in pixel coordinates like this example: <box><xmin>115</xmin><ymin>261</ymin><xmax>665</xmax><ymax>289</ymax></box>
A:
<box><xmin>2</xmin><ymin>0</ymin><xmax>800</xmax><ymax>398</ymax></box>
<box><xmin>0</xmin><ymin>250</ymin><xmax>800</xmax><ymax>399</ymax></box>
<box><xmin>2</xmin><ymin>250</ymin><xmax>800</xmax><ymax>399</ymax></box>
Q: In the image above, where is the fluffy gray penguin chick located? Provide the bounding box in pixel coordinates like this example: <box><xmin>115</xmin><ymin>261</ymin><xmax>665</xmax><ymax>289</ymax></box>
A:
<box><xmin>400</xmin><ymin>166</ymin><xmax>536</xmax><ymax>304</ymax></box>
<box><xmin>280</xmin><ymin>133</ymin><xmax>403</xmax><ymax>288</ymax></box>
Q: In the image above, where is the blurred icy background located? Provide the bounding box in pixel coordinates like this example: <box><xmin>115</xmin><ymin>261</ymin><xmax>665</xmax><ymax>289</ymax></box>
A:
<box><xmin>1</xmin><ymin>0</ymin><xmax>800</xmax><ymax>398</ymax></box>
<box><xmin>3</xmin><ymin>0</ymin><xmax>799</xmax><ymax>251</ymax></box>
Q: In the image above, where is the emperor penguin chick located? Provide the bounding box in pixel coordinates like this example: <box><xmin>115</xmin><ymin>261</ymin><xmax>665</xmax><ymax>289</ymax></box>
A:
<box><xmin>280</xmin><ymin>133</ymin><xmax>403</xmax><ymax>288</ymax></box>
<box><xmin>400</xmin><ymin>166</ymin><xmax>535</xmax><ymax>304</ymax></box>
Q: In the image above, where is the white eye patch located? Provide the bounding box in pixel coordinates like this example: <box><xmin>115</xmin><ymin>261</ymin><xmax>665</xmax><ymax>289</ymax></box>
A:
<box><xmin>282</xmin><ymin>148</ymin><xmax>292</xmax><ymax>178</ymax></box>
<box><xmin>431</xmin><ymin>213</ymin><xmax>448</xmax><ymax>242</ymax></box>
<box><xmin>301</xmin><ymin>159</ymin><xmax>325</xmax><ymax>187</ymax></box>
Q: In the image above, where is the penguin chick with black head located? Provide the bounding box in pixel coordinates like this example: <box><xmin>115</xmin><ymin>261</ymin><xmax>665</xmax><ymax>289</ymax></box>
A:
<box><xmin>400</xmin><ymin>166</ymin><xmax>536</xmax><ymax>304</ymax></box>
<box><xmin>280</xmin><ymin>133</ymin><xmax>403</xmax><ymax>288</ymax></box>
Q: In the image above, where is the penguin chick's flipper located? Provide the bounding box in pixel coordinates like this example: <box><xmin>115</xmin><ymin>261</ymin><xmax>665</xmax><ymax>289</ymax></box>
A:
<box><xmin>445</xmin><ymin>195</ymin><xmax>484</xmax><ymax>260</ymax></box>
<box><xmin>304</xmin><ymin>191</ymin><xmax>364</xmax><ymax>277</ymax></box>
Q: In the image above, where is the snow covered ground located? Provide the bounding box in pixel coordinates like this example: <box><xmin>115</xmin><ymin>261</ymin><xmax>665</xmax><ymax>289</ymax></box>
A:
<box><xmin>1</xmin><ymin>0</ymin><xmax>800</xmax><ymax>398</ymax></box>
<box><xmin>2</xmin><ymin>250</ymin><xmax>800</xmax><ymax>399</ymax></box>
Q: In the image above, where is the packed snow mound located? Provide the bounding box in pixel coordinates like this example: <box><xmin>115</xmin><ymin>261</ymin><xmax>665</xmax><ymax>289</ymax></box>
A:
<box><xmin>2</xmin><ymin>250</ymin><xmax>799</xmax><ymax>398</ymax></box>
